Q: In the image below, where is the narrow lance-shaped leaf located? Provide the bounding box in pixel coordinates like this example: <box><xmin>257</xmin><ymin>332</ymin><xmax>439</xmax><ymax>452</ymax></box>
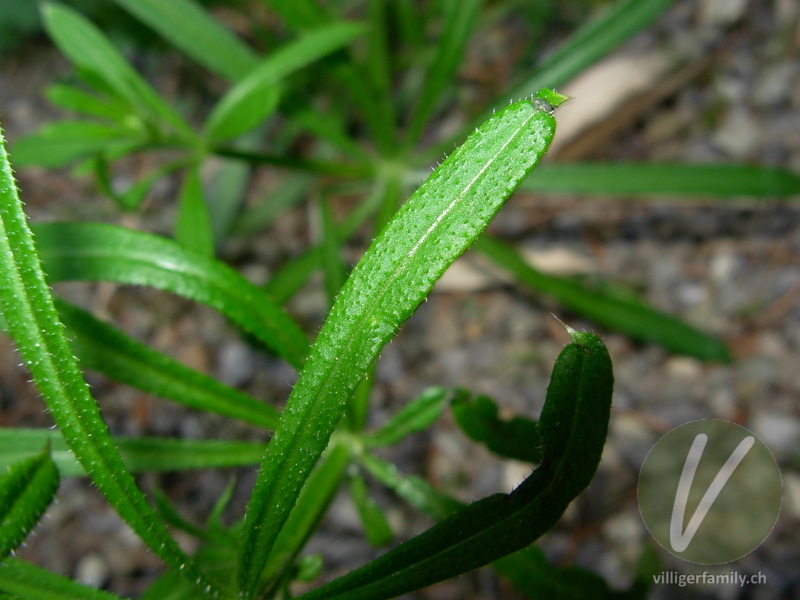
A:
<box><xmin>364</xmin><ymin>387</ymin><xmax>449</xmax><ymax>448</ymax></box>
<box><xmin>32</xmin><ymin>221</ymin><xmax>309</xmax><ymax>369</ymax></box>
<box><xmin>108</xmin><ymin>0</ymin><xmax>259</xmax><ymax>82</ymax></box>
<box><xmin>406</xmin><ymin>0</ymin><xmax>483</xmax><ymax>146</ymax></box>
<box><xmin>205</xmin><ymin>22</ymin><xmax>364</xmax><ymax>143</ymax></box>
<box><xmin>51</xmin><ymin>299</ymin><xmax>279</xmax><ymax>429</ymax></box>
<box><xmin>44</xmin><ymin>84</ymin><xmax>131</xmax><ymax>123</ymax></box>
<box><xmin>41</xmin><ymin>2</ymin><xmax>194</xmax><ymax>139</ymax></box>
<box><xmin>358</xmin><ymin>450</ymin><xmax>622</xmax><ymax>600</ymax></box>
<box><xmin>348</xmin><ymin>470</ymin><xmax>394</xmax><ymax>547</ymax></box>
<box><xmin>11</xmin><ymin>121</ymin><xmax>143</xmax><ymax>169</ymax></box>
<box><xmin>297</xmin><ymin>330</ymin><xmax>613</xmax><ymax>600</ymax></box>
<box><xmin>0</xmin><ymin>429</ymin><xmax>268</xmax><ymax>478</ymax></box>
<box><xmin>0</xmin><ymin>128</ymin><xmax>219</xmax><ymax>596</ymax></box>
<box><xmin>236</xmin><ymin>90</ymin><xmax>567</xmax><ymax>598</ymax></box>
<box><xmin>175</xmin><ymin>167</ymin><xmax>215</xmax><ymax>256</ymax></box>
<box><xmin>317</xmin><ymin>194</ymin><xmax>346</xmax><ymax>305</ymax></box>
<box><xmin>0</xmin><ymin>445</ymin><xmax>59</xmax><ymax>560</ymax></box>
<box><xmin>474</xmin><ymin>234</ymin><xmax>731</xmax><ymax>361</ymax></box>
<box><xmin>258</xmin><ymin>445</ymin><xmax>350</xmax><ymax>590</ymax></box>
<box><xmin>0</xmin><ymin>558</ymin><xmax>126</xmax><ymax>600</ymax></box>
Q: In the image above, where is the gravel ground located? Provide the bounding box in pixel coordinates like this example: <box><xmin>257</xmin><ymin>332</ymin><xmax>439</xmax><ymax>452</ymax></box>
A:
<box><xmin>1</xmin><ymin>0</ymin><xmax>799</xmax><ymax>598</ymax></box>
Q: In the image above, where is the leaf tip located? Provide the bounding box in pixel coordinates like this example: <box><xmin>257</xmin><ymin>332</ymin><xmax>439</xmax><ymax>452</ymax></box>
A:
<box><xmin>531</xmin><ymin>88</ymin><xmax>571</xmax><ymax>113</ymax></box>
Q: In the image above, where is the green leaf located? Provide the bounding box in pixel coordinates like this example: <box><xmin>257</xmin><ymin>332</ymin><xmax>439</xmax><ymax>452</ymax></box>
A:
<box><xmin>45</xmin><ymin>84</ymin><xmax>131</xmax><ymax>123</ymax></box>
<box><xmin>365</xmin><ymin>0</ymin><xmax>393</xmax><ymax>103</ymax></box>
<box><xmin>0</xmin><ymin>127</ymin><xmax>218</xmax><ymax>596</ymax></box>
<box><xmin>294</xmin><ymin>555</ymin><xmax>324</xmax><ymax>582</ymax></box>
<box><xmin>297</xmin><ymin>331</ymin><xmax>613</xmax><ymax>600</ymax></box>
<box><xmin>52</xmin><ymin>299</ymin><xmax>278</xmax><ymax>429</ymax></box>
<box><xmin>0</xmin><ymin>558</ymin><xmax>125</xmax><ymax>600</ymax></box>
<box><xmin>451</xmin><ymin>390</ymin><xmax>542</xmax><ymax>463</ymax></box>
<box><xmin>237</xmin><ymin>96</ymin><xmax>559</xmax><ymax>599</ymax></box>
<box><xmin>359</xmin><ymin>452</ymin><xmax>618</xmax><ymax>600</ymax></box>
<box><xmin>0</xmin><ymin>445</ymin><xmax>59</xmax><ymax>560</ymax></box>
<box><xmin>258</xmin><ymin>445</ymin><xmax>349</xmax><ymax>590</ymax></box>
<box><xmin>32</xmin><ymin>221</ymin><xmax>308</xmax><ymax>369</ymax></box>
<box><xmin>358</xmin><ymin>451</ymin><xmax>462</xmax><ymax>520</ymax></box>
<box><xmin>205</xmin><ymin>85</ymin><xmax>280</xmax><ymax>144</ymax></box>
<box><xmin>109</xmin><ymin>0</ymin><xmax>259</xmax><ymax>82</ymax></box>
<box><xmin>406</xmin><ymin>0</ymin><xmax>483</xmax><ymax>145</ymax></box>
<box><xmin>0</xmin><ymin>429</ymin><xmax>268</xmax><ymax>478</ymax></box>
<box><xmin>41</xmin><ymin>2</ymin><xmax>194</xmax><ymax>138</ymax></box>
<box><xmin>205</xmin><ymin>22</ymin><xmax>363</xmax><ymax>142</ymax></box>
<box><xmin>364</xmin><ymin>387</ymin><xmax>449</xmax><ymax>447</ymax></box>
<box><xmin>428</xmin><ymin>0</ymin><xmax>676</xmax><ymax>158</ymax></box>
<box><xmin>521</xmin><ymin>163</ymin><xmax>800</xmax><ymax>197</ymax></box>
<box><xmin>348</xmin><ymin>471</ymin><xmax>394</xmax><ymax>547</ymax></box>
<box><xmin>474</xmin><ymin>235</ymin><xmax>731</xmax><ymax>361</ymax></box>
<box><xmin>175</xmin><ymin>167</ymin><xmax>215</xmax><ymax>256</ymax></box>
<box><xmin>258</xmin><ymin>0</ymin><xmax>328</xmax><ymax>30</ymax></box>
<box><xmin>317</xmin><ymin>195</ymin><xmax>346</xmax><ymax>305</ymax></box>
<box><xmin>11</xmin><ymin>121</ymin><xmax>142</xmax><ymax>168</ymax></box>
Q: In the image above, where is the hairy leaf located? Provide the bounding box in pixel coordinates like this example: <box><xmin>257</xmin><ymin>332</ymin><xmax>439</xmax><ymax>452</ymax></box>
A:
<box><xmin>0</xmin><ymin>429</ymin><xmax>268</xmax><ymax>478</ymax></box>
<box><xmin>33</xmin><ymin>221</ymin><xmax>308</xmax><ymax>369</ymax></box>
<box><xmin>298</xmin><ymin>330</ymin><xmax>613</xmax><ymax>600</ymax></box>
<box><xmin>237</xmin><ymin>92</ymin><xmax>564</xmax><ymax>598</ymax></box>
<box><xmin>0</xmin><ymin>127</ymin><xmax>218</xmax><ymax>596</ymax></box>
<box><xmin>0</xmin><ymin>446</ymin><xmax>59</xmax><ymax>560</ymax></box>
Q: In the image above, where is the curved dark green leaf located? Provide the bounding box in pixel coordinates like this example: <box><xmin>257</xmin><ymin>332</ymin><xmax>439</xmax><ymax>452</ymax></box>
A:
<box><xmin>364</xmin><ymin>387</ymin><xmax>449</xmax><ymax>448</ymax></box>
<box><xmin>53</xmin><ymin>299</ymin><xmax>278</xmax><ymax>429</ymax></box>
<box><xmin>237</xmin><ymin>94</ymin><xmax>564</xmax><ymax>598</ymax></box>
<box><xmin>32</xmin><ymin>221</ymin><xmax>308</xmax><ymax>369</ymax></box>
<box><xmin>298</xmin><ymin>330</ymin><xmax>613</xmax><ymax>600</ymax></box>
<box><xmin>0</xmin><ymin>445</ymin><xmax>59</xmax><ymax>560</ymax></box>
<box><xmin>474</xmin><ymin>235</ymin><xmax>731</xmax><ymax>361</ymax></box>
<box><xmin>358</xmin><ymin>452</ymin><xmax>621</xmax><ymax>600</ymax></box>
<box><xmin>0</xmin><ymin>558</ymin><xmax>125</xmax><ymax>600</ymax></box>
<box><xmin>0</xmin><ymin>429</ymin><xmax>268</xmax><ymax>478</ymax></box>
<box><xmin>522</xmin><ymin>163</ymin><xmax>800</xmax><ymax>197</ymax></box>
<box><xmin>0</xmin><ymin>128</ymin><xmax>218</xmax><ymax>596</ymax></box>
<box><xmin>451</xmin><ymin>390</ymin><xmax>542</xmax><ymax>463</ymax></box>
